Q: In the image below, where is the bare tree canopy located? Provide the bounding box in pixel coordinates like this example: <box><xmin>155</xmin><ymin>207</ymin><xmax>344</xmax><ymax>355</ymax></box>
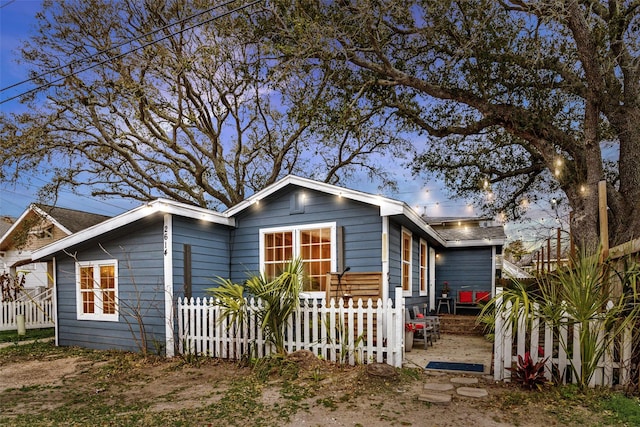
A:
<box><xmin>0</xmin><ymin>0</ymin><xmax>409</xmax><ymax>211</ymax></box>
<box><xmin>263</xmin><ymin>0</ymin><xmax>640</xmax><ymax>248</ymax></box>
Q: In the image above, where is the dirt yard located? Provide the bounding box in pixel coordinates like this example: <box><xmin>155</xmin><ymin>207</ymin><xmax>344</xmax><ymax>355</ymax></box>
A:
<box><xmin>0</xmin><ymin>341</ymin><xmax>622</xmax><ymax>426</ymax></box>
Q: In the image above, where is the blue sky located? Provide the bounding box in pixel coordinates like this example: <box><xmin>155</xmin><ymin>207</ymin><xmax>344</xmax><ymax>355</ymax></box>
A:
<box><xmin>0</xmin><ymin>1</ymin><xmax>564</xmax><ymax>249</ymax></box>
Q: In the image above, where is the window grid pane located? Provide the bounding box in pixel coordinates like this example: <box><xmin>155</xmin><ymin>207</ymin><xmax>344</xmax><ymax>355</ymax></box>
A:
<box><xmin>301</xmin><ymin>228</ymin><xmax>331</xmax><ymax>291</ymax></box>
<box><xmin>77</xmin><ymin>262</ymin><xmax>117</xmax><ymax>318</ymax></box>
<box><xmin>264</xmin><ymin>231</ymin><xmax>293</xmax><ymax>280</ymax></box>
<box><xmin>402</xmin><ymin>231</ymin><xmax>411</xmax><ymax>292</ymax></box>
<box><xmin>420</xmin><ymin>242</ymin><xmax>427</xmax><ymax>292</ymax></box>
<box><xmin>80</xmin><ymin>267</ymin><xmax>93</xmax><ymax>289</ymax></box>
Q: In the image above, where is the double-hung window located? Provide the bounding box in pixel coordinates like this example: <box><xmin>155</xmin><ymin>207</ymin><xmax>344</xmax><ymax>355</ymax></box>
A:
<box><xmin>260</xmin><ymin>223</ymin><xmax>336</xmax><ymax>296</ymax></box>
<box><xmin>419</xmin><ymin>239</ymin><xmax>428</xmax><ymax>296</ymax></box>
<box><xmin>76</xmin><ymin>260</ymin><xmax>118</xmax><ymax>321</ymax></box>
<box><xmin>401</xmin><ymin>228</ymin><xmax>412</xmax><ymax>296</ymax></box>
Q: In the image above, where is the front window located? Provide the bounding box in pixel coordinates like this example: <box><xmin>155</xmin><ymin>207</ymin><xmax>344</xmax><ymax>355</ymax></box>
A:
<box><xmin>260</xmin><ymin>223</ymin><xmax>336</xmax><ymax>294</ymax></box>
<box><xmin>420</xmin><ymin>240</ymin><xmax>428</xmax><ymax>296</ymax></box>
<box><xmin>76</xmin><ymin>260</ymin><xmax>118</xmax><ymax>321</ymax></box>
<box><xmin>402</xmin><ymin>228</ymin><xmax>412</xmax><ymax>296</ymax></box>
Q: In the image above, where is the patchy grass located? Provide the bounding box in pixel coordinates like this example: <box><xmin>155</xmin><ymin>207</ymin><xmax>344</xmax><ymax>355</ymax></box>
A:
<box><xmin>0</xmin><ymin>342</ymin><xmax>636</xmax><ymax>426</ymax></box>
<box><xmin>0</xmin><ymin>327</ymin><xmax>54</xmax><ymax>343</ymax></box>
<box><xmin>601</xmin><ymin>393</ymin><xmax>640</xmax><ymax>426</ymax></box>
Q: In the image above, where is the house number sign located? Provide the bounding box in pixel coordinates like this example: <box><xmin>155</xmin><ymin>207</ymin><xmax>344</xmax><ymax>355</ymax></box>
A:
<box><xmin>164</xmin><ymin>225</ymin><xmax>169</xmax><ymax>256</ymax></box>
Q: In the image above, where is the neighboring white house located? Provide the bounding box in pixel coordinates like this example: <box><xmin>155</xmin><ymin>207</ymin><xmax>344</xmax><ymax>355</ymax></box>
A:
<box><xmin>0</xmin><ymin>204</ymin><xmax>110</xmax><ymax>296</ymax></box>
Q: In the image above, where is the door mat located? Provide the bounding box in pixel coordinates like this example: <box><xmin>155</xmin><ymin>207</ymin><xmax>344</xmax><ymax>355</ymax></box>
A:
<box><xmin>425</xmin><ymin>361</ymin><xmax>484</xmax><ymax>373</ymax></box>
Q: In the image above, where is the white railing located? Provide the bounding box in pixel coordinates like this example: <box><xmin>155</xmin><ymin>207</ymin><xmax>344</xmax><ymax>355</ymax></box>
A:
<box><xmin>0</xmin><ymin>289</ymin><xmax>55</xmax><ymax>331</ymax></box>
<box><xmin>177</xmin><ymin>287</ymin><xmax>405</xmax><ymax>367</ymax></box>
<box><xmin>493</xmin><ymin>288</ymin><xmax>633</xmax><ymax>387</ymax></box>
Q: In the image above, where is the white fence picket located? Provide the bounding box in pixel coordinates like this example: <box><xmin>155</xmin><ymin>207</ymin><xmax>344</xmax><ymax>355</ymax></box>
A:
<box><xmin>493</xmin><ymin>287</ymin><xmax>633</xmax><ymax>388</ymax></box>
<box><xmin>0</xmin><ymin>296</ymin><xmax>54</xmax><ymax>331</ymax></box>
<box><xmin>177</xmin><ymin>288</ymin><xmax>404</xmax><ymax>368</ymax></box>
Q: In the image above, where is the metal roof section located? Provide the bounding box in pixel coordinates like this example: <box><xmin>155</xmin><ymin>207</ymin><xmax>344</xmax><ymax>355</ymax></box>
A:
<box><xmin>31</xmin><ymin>199</ymin><xmax>233</xmax><ymax>260</ymax></box>
<box><xmin>503</xmin><ymin>259</ymin><xmax>534</xmax><ymax>279</ymax></box>
<box><xmin>427</xmin><ymin>217</ymin><xmax>506</xmax><ymax>247</ymax></box>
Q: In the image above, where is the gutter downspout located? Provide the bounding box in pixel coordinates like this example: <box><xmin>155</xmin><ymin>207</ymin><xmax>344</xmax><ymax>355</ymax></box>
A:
<box><xmin>53</xmin><ymin>256</ymin><xmax>58</xmax><ymax>346</ymax></box>
<box><xmin>163</xmin><ymin>214</ymin><xmax>175</xmax><ymax>357</ymax></box>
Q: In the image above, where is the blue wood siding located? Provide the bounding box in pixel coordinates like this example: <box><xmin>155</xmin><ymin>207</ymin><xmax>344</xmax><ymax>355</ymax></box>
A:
<box><xmin>171</xmin><ymin>216</ymin><xmax>231</xmax><ymax>298</ymax></box>
<box><xmin>387</xmin><ymin>220</ymin><xmax>431</xmax><ymax>306</ymax></box>
<box><xmin>229</xmin><ymin>186</ymin><xmax>383</xmax><ymax>283</ymax></box>
<box><xmin>55</xmin><ymin>215</ymin><xmax>166</xmax><ymax>354</ymax></box>
<box><xmin>435</xmin><ymin>247</ymin><xmax>493</xmax><ymax>295</ymax></box>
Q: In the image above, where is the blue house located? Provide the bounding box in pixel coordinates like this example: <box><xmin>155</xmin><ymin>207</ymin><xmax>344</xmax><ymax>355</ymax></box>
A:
<box><xmin>31</xmin><ymin>175</ymin><xmax>504</xmax><ymax>356</ymax></box>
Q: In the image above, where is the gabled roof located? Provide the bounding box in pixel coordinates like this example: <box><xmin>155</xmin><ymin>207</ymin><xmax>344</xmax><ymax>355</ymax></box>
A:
<box><xmin>35</xmin><ymin>204</ymin><xmax>111</xmax><ymax>234</ymax></box>
<box><xmin>31</xmin><ymin>199</ymin><xmax>234</xmax><ymax>260</ymax></box>
<box><xmin>31</xmin><ymin>175</ymin><xmax>504</xmax><ymax>260</ymax></box>
<box><xmin>0</xmin><ymin>204</ymin><xmax>111</xmax><ymax>251</ymax></box>
<box><xmin>224</xmin><ymin>175</ymin><xmax>446</xmax><ymax>246</ymax></box>
<box><xmin>0</xmin><ymin>217</ymin><xmax>14</xmax><ymax>238</ymax></box>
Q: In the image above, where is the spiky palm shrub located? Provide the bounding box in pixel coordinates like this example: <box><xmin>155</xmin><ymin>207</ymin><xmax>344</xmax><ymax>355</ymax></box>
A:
<box><xmin>479</xmin><ymin>278</ymin><xmax>538</xmax><ymax>347</ymax></box>
<box><xmin>207</xmin><ymin>258</ymin><xmax>305</xmax><ymax>356</ymax></box>
<box><xmin>486</xmin><ymin>250</ymin><xmax>640</xmax><ymax>389</ymax></box>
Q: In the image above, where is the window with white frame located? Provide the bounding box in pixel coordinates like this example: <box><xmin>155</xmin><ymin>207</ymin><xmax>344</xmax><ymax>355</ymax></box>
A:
<box><xmin>76</xmin><ymin>260</ymin><xmax>118</xmax><ymax>321</ymax></box>
<box><xmin>401</xmin><ymin>228</ymin><xmax>412</xmax><ymax>295</ymax></box>
<box><xmin>260</xmin><ymin>223</ymin><xmax>336</xmax><ymax>294</ymax></box>
<box><xmin>419</xmin><ymin>239</ymin><xmax>428</xmax><ymax>296</ymax></box>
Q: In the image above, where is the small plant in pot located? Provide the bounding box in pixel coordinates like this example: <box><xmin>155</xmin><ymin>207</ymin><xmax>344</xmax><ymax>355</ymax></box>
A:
<box><xmin>404</xmin><ymin>323</ymin><xmax>416</xmax><ymax>351</ymax></box>
<box><xmin>441</xmin><ymin>282</ymin><xmax>450</xmax><ymax>298</ymax></box>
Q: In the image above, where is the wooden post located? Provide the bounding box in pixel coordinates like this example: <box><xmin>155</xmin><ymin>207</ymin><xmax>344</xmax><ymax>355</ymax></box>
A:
<box><xmin>547</xmin><ymin>238</ymin><xmax>551</xmax><ymax>272</ymax></box>
<box><xmin>599</xmin><ymin>180</ymin><xmax>609</xmax><ymax>260</ymax></box>
<box><xmin>569</xmin><ymin>211</ymin><xmax>576</xmax><ymax>267</ymax></box>
<box><xmin>557</xmin><ymin>228</ymin><xmax>562</xmax><ymax>269</ymax></box>
<box><xmin>539</xmin><ymin>248</ymin><xmax>543</xmax><ymax>273</ymax></box>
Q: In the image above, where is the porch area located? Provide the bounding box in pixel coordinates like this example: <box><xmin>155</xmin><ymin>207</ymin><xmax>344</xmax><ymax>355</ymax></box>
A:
<box><xmin>403</xmin><ymin>332</ymin><xmax>493</xmax><ymax>375</ymax></box>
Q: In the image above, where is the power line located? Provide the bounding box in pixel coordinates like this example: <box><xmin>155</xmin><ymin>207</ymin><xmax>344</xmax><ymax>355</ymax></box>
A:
<box><xmin>0</xmin><ymin>0</ymin><xmax>241</xmax><ymax>93</ymax></box>
<box><xmin>0</xmin><ymin>174</ymin><xmax>134</xmax><ymax>215</ymax></box>
<box><xmin>0</xmin><ymin>0</ymin><xmax>264</xmax><ymax>105</ymax></box>
<box><xmin>0</xmin><ymin>0</ymin><xmax>16</xmax><ymax>9</ymax></box>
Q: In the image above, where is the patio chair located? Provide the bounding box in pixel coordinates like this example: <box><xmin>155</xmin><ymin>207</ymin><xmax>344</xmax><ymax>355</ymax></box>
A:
<box><xmin>406</xmin><ymin>308</ymin><xmax>433</xmax><ymax>349</ymax></box>
<box><xmin>412</xmin><ymin>306</ymin><xmax>440</xmax><ymax>340</ymax></box>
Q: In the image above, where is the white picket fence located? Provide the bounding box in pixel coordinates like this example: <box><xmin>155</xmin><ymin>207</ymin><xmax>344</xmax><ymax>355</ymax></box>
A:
<box><xmin>177</xmin><ymin>288</ymin><xmax>405</xmax><ymax>367</ymax></box>
<box><xmin>0</xmin><ymin>288</ymin><xmax>55</xmax><ymax>331</ymax></box>
<box><xmin>493</xmin><ymin>288</ymin><xmax>633</xmax><ymax>387</ymax></box>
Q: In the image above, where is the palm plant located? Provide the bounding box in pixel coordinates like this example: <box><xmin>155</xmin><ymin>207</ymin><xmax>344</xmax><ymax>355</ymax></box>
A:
<box><xmin>486</xmin><ymin>250</ymin><xmax>640</xmax><ymax>389</ymax></box>
<box><xmin>207</xmin><ymin>258</ymin><xmax>305</xmax><ymax>356</ymax></box>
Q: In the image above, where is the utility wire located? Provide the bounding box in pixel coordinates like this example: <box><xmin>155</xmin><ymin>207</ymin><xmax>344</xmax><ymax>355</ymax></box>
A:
<box><xmin>0</xmin><ymin>0</ymin><xmax>263</xmax><ymax>105</ymax></box>
<box><xmin>0</xmin><ymin>0</ymin><xmax>16</xmax><ymax>9</ymax></box>
<box><xmin>0</xmin><ymin>0</ymin><xmax>240</xmax><ymax>93</ymax></box>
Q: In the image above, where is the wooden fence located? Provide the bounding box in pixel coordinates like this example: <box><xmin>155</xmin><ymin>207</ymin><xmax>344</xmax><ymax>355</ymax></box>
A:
<box><xmin>0</xmin><ymin>289</ymin><xmax>55</xmax><ymax>331</ymax></box>
<box><xmin>177</xmin><ymin>288</ymin><xmax>405</xmax><ymax>367</ymax></box>
<box><xmin>493</xmin><ymin>288</ymin><xmax>633</xmax><ymax>387</ymax></box>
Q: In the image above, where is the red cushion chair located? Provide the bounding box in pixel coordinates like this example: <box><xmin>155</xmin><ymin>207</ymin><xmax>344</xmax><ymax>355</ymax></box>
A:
<box><xmin>459</xmin><ymin>291</ymin><xmax>473</xmax><ymax>303</ymax></box>
<box><xmin>475</xmin><ymin>291</ymin><xmax>491</xmax><ymax>303</ymax></box>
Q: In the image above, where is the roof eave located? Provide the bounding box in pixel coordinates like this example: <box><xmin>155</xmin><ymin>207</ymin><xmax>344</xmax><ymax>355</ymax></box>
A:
<box><xmin>399</xmin><ymin>205</ymin><xmax>447</xmax><ymax>246</ymax></box>
<box><xmin>0</xmin><ymin>204</ymin><xmax>73</xmax><ymax>250</ymax></box>
<box><xmin>31</xmin><ymin>199</ymin><xmax>233</xmax><ymax>261</ymax></box>
<box><xmin>443</xmin><ymin>238</ymin><xmax>506</xmax><ymax>248</ymax></box>
<box><xmin>225</xmin><ymin>175</ymin><xmax>404</xmax><ymax>217</ymax></box>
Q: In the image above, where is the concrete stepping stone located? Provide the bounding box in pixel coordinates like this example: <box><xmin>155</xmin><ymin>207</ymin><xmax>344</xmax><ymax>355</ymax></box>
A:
<box><xmin>456</xmin><ymin>387</ymin><xmax>488</xmax><ymax>398</ymax></box>
<box><xmin>450</xmin><ymin>377</ymin><xmax>478</xmax><ymax>385</ymax></box>
<box><xmin>418</xmin><ymin>392</ymin><xmax>452</xmax><ymax>405</ymax></box>
<box><xmin>423</xmin><ymin>383</ymin><xmax>454</xmax><ymax>392</ymax></box>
